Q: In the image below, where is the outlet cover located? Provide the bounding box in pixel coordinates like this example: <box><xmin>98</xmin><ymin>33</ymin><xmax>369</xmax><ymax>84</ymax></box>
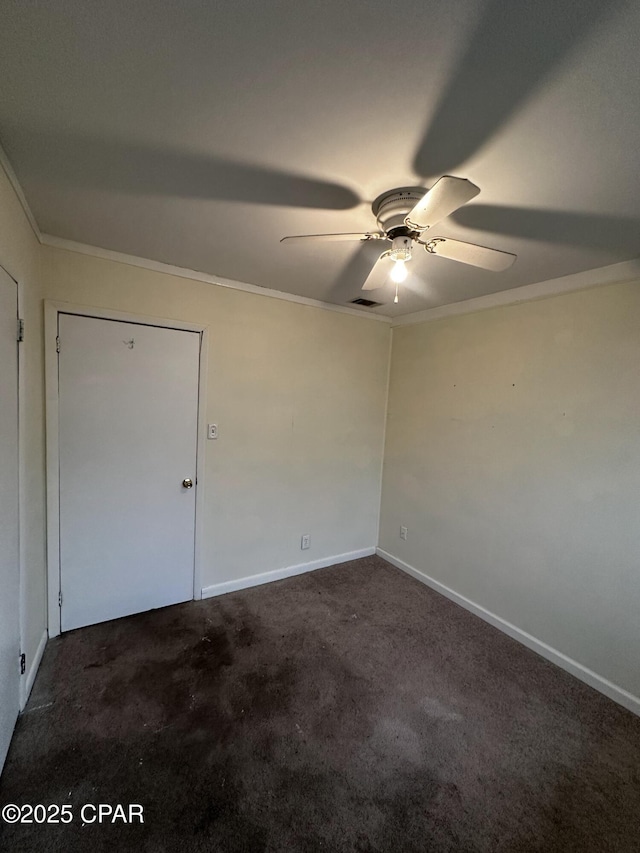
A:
<box><xmin>400</xmin><ymin>526</ymin><xmax>408</xmax><ymax>541</ymax></box>
<box><xmin>301</xmin><ymin>534</ymin><xmax>311</xmax><ymax>550</ymax></box>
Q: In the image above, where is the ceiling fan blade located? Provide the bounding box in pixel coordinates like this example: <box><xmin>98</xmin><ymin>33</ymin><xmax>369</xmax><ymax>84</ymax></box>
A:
<box><xmin>424</xmin><ymin>237</ymin><xmax>516</xmax><ymax>271</ymax></box>
<box><xmin>412</xmin><ymin>0</ymin><xmax>623</xmax><ymax>177</ymax></box>
<box><xmin>362</xmin><ymin>252</ymin><xmax>392</xmax><ymax>290</ymax></box>
<box><xmin>280</xmin><ymin>232</ymin><xmax>383</xmax><ymax>244</ymax></box>
<box><xmin>405</xmin><ymin>177</ymin><xmax>480</xmax><ymax>232</ymax></box>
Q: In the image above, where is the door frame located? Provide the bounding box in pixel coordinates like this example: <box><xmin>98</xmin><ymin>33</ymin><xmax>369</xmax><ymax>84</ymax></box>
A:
<box><xmin>44</xmin><ymin>300</ymin><xmax>209</xmax><ymax>637</ymax></box>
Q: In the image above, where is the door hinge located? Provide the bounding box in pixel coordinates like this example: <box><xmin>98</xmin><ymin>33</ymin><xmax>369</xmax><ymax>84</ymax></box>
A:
<box><xmin>58</xmin><ymin>591</ymin><xmax>62</xmax><ymax>607</ymax></box>
<box><xmin>56</xmin><ymin>335</ymin><xmax>60</xmax><ymax>354</ymax></box>
<box><xmin>20</xmin><ymin>653</ymin><xmax>26</xmax><ymax>675</ymax></box>
<box><xmin>17</xmin><ymin>318</ymin><xmax>24</xmax><ymax>342</ymax></box>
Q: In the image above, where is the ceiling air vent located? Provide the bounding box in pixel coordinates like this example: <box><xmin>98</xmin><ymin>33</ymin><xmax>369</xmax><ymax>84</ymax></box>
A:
<box><xmin>350</xmin><ymin>298</ymin><xmax>383</xmax><ymax>307</ymax></box>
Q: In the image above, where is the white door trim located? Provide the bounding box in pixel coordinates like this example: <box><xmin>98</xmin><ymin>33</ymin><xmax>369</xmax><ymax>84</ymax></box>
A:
<box><xmin>44</xmin><ymin>300</ymin><xmax>209</xmax><ymax>638</ymax></box>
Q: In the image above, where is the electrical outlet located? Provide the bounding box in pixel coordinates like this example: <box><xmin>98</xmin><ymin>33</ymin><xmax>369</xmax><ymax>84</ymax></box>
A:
<box><xmin>301</xmin><ymin>534</ymin><xmax>311</xmax><ymax>550</ymax></box>
<box><xmin>207</xmin><ymin>423</ymin><xmax>218</xmax><ymax>440</ymax></box>
<box><xmin>400</xmin><ymin>526</ymin><xmax>408</xmax><ymax>541</ymax></box>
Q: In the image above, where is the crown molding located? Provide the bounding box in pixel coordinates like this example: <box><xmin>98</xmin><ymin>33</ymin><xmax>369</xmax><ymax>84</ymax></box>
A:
<box><xmin>0</xmin><ymin>138</ymin><xmax>42</xmax><ymax>241</ymax></box>
<box><xmin>391</xmin><ymin>259</ymin><xmax>640</xmax><ymax>328</ymax></box>
<box><xmin>40</xmin><ymin>233</ymin><xmax>393</xmax><ymax>323</ymax></box>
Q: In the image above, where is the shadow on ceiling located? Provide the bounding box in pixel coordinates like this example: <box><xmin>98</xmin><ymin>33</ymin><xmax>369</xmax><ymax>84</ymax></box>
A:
<box><xmin>452</xmin><ymin>206</ymin><xmax>640</xmax><ymax>253</ymax></box>
<box><xmin>11</xmin><ymin>128</ymin><xmax>361</xmax><ymax>211</ymax></box>
<box><xmin>412</xmin><ymin>0</ymin><xmax>630</xmax><ymax>179</ymax></box>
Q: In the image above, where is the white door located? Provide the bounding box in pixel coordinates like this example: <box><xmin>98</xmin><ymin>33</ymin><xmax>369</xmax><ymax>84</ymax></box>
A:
<box><xmin>0</xmin><ymin>268</ymin><xmax>20</xmax><ymax>773</ymax></box>
<box><xmin>58</xmin><ymin>314</ymin><xmax>200</xmax><ymax>632</ymax></box>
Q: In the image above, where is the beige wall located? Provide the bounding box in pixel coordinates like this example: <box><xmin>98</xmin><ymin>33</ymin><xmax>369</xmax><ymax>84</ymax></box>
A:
<box><xmin>41</xmin><ymin>246</ymin><xmax>390</xmax><ymax>591</ymax></box>
<box><xmin>0</xmin><ymin>165</ymin><xmax>46</xmax><ymax>674</ymax></box>
<box><xmin>379</xmin><ymin>281</ymin><xmax>640</xmax><ymax>699</ymax></box>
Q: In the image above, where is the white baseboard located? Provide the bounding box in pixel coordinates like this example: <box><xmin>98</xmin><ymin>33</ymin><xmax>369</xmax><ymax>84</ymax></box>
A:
<box><xmin>20</xmin><ymin>630</ymin><xmax>47</xmax><ymax>711</ymax></box>
<box><xmin>377</xmin><ymin>548</ymin><xmax>640</xmax><ymax>718</ymax></box>
<box><xmin>202</xmin><ymin>547</ymin><xmax>376</xmax><ymax>600</ymax></box>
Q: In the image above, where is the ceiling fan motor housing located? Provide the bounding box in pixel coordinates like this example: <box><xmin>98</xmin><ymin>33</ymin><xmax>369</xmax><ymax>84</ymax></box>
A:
<box><xmin>372</xmin><ymin>187</ymin><xmax>426</xmax><ymax>234</ymax></box>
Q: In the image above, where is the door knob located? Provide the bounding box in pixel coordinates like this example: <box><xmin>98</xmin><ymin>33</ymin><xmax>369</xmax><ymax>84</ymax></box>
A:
<box><xmin>182</xmin><ymin>478</ymin><xmax>193</xmax><ymax>489</ymax></box>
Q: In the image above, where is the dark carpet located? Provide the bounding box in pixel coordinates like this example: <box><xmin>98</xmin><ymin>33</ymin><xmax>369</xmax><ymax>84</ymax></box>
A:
<box><xmin>1</xmin><ymin>556</ymin><xmax>639</xmax><ymax>852</ymax></box>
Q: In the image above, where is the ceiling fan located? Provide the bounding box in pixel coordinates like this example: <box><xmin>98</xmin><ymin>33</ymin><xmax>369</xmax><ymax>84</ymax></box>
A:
<box><xmin>281</xmin><ymin>177</ymin><xmax>516</xmax><ymax>301</ymax></box>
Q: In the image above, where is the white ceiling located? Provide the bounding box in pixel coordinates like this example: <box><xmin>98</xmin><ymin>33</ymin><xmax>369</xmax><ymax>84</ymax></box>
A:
<box><xmin>0</xmin><ymin>0</ymin><xmax>639</xmax><ymax>317</ymax></box>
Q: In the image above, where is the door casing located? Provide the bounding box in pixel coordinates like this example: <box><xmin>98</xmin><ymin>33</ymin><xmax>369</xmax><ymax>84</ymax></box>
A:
<box><xmin>44</xmin><ymin>300</ymin><xmax>209</xmax><ymax>637</ymax></box>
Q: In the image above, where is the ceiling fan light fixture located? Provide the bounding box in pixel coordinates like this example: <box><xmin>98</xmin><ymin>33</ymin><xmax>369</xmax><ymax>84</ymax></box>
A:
<box><xmin>389</xmin><ymin>235</ymin><xmax>412</xmax><ymax>262</ymax></box>
<box><xmin>389</xmin><ymin>234</ymin><xmax>411</xmax><ymax>286</ymax></box>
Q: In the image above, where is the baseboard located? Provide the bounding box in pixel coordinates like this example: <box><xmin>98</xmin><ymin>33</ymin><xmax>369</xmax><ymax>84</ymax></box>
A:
<box><xmin>202</xmin><ymin>547</ymin><xmax>376</xmax><ymax>599</ymax></box>
<box><xmin>20</xmin><ymin>630</ymin><xmax>47</xmax><ymax>711</ymax></box>
<box><xmin>377</xmin><ymin>548</ymin><xmax>640</xmax><ymax>718</ymax></box>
